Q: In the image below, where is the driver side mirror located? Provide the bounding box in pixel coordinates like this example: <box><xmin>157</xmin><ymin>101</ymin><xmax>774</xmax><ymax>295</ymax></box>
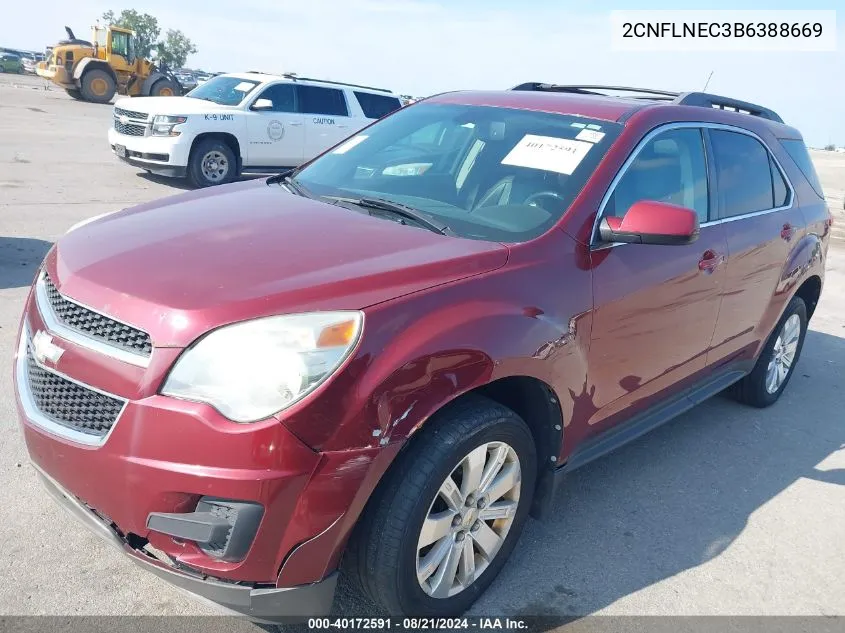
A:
<box><xmin>252</xmin><ymin>98</ymin><xmax>273</xmax><ymax>111</ymax></box>
<box><xmin>598</xmin><ymin>200</ymin><xmax>699</xmax><ymax>246</ymax></box>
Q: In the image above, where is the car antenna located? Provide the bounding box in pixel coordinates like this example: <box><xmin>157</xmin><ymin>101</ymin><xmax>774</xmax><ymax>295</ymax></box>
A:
<box><xmin>703</xmin><ymin>71</ymin><xmax>714</xmax><ymax>91</ymax></box>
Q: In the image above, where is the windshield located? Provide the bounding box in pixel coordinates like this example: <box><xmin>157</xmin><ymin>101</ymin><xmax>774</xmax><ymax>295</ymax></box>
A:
<box><xmin>294</xmin><ymin>102</ymin><xmax>622</xmax><ymax>241</ymax></box>
<box><xmin>186</xmin><ymin>76</ymin><xmax>259</xmax><ymax>106</ymax></box>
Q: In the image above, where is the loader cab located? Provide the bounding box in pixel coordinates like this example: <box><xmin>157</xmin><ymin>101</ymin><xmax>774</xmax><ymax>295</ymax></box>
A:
<box><xmin>92</xmin><ymin>25</ymin><xmax>136</xmax><ymax>70</ymax></box>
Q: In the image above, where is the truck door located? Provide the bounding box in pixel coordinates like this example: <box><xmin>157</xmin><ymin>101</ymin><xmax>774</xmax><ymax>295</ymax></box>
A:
<box><xmin>245</xmin><ymin>83</ymin><xmax>306</xmax><ymax>168</ymax></box>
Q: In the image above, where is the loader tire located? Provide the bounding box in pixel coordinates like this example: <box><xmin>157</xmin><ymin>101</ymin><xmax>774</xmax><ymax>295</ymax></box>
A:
<box><xmin>80</xmin><ymin>69</ymin><xmax>116</xmax><ymax>104</ymax></box>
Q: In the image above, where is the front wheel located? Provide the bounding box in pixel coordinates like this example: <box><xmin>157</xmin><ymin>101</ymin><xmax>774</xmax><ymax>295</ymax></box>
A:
<box><xmin>346</xmin><ymin>395</ymin><xmax>537</xmax><ymax>616</ymax></box>
<box><xmin>188</xmin><ymin>139</ymin><xmax>237</xmax><ymax>187</ymax></box>
<box><xmin>80</xmin><ymin>69</ymin><xmax>116</xmax><ymax>103</ymax></box>
<box><xmin>731</xmin><ymin>295</ymin><xmax>808</xmax><ymax>407</ymax></box>
<box><xmin>150</xmin><ymin>78</ymin><xmax>179</xmax><ymax>97</ymax></box>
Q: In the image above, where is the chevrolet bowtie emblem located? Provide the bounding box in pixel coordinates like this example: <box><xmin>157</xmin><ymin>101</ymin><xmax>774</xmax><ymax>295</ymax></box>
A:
<box><xmin>118</xmin><ymin>115</ymin><xmax>129</xmax><ymax>124</ymax></box>
<box><xmin>33</xmin><ymin>330</ymin><xmax>64</xmax><ymax>365</ymax></box>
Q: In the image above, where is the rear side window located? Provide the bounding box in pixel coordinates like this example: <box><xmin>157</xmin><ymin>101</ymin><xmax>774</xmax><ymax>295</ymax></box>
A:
<box><xmin>605</xmin><ymin>127</ymin><xmax>709</xmax><ymax>223</ymax></box>
<box><xmin>780</xmin><ymin>139</ymin><xmax>824</xmax><ymax>198</ymax></box>
<box><xmin>710</xmin><ymin>130</ymin><xmax>778</xmax><ymax>217</ymax></box>
<box><xmin>296</xmin><ymin>85</ymin><xmax>348</xmax><ymax>116</ymax></box>
<box><xmin>770</xmin><ymin>157</ymin><xmax>789</xmax><ymax>207</ymax></box>
<box><xmin>354</xmin><ymin>91</ymin><xmax>402</xmax><ymax>119</ymax></box>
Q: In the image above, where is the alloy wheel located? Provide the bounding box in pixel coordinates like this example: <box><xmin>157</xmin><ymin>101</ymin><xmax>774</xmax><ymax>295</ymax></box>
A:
<box><xmin>416</xmin><ymin>441</ymin><xmax>521</xmax><ymax>598</ymax></box>
<box><xmin>765</xmin><ymin>313</ymin><xmax>801</xmax><ymax>394</ymax></box>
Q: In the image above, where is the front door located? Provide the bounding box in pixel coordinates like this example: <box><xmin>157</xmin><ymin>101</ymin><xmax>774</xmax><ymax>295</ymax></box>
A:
<box><xmin>586</xmin><ymin>126</ymin><xmax>728</xmax><ymax>435</ymax></box>
<box><xmin>245</xmin><ymin>83</ymin><xmax>306</xmax><ymax>168</ymax></box>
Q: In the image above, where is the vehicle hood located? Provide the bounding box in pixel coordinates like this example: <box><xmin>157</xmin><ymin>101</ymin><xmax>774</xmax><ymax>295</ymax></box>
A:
<box><xmin>47</xmin><ymin>180</ymin><xmax>508</xmax><ymax>347</ymax></box>
<box><xmin>114</xmin><ymin>96</ymin><xmax>237</xmax><ymax>116</ymax></box>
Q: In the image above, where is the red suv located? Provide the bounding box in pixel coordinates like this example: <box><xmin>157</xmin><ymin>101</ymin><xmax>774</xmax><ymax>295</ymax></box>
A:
<box><xmin>14</xmin><ymin>84</ymin><xmax>831</xmax><ymax>620</ymax></box>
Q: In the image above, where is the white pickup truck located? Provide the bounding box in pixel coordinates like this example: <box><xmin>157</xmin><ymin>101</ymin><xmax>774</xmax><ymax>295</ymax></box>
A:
<box><xmin>107</xmin><ymin>72</ymin><xmax>403</xmax><ymax>187</ymax></box>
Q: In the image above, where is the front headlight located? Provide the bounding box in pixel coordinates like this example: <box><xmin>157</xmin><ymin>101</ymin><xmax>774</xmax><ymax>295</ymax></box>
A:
<box><xmin>151</xmin><ymin>115</ymin><xmax>187</xmax><ymax>136</ymax></box>
<box><xmin>161</xmin><ymin>312</ymin><xmax>363</xmax><ymax>423</ymax></box>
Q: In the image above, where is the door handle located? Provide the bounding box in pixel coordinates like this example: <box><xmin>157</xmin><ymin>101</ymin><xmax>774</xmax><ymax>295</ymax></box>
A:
<box><xmin>698</xmin><ymin>250</ymin><xmax>725</xmax><ymax>274</ymax></box>
<box><xmin>780</xmin><ymin>223</ymin><xmax>795</xmax><ymax>241</ymax></box>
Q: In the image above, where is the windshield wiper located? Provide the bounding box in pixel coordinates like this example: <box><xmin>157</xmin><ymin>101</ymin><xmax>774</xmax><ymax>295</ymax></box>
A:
<box><xmin>322</xmin><ymin>196</ymin><xmax>454</xmax><ymax>236</ymax></box>
<box><xmin>267</xmin><ymin>171</ymin><xmax>313</xmax><ymax>198</ymax></box>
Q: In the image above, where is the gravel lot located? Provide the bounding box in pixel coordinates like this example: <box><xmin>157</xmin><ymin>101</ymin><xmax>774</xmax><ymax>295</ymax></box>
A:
<box><xmin>1</xmin><ymin>74</ymin><xmax>844</xmax><ymax>622</ymax></box>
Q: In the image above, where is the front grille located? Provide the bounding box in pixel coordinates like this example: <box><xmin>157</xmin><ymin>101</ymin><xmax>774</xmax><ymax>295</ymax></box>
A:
<box><xmin>25</xmin><ymin>344</ymin><xmax>123</xmax><ymax>437</ymax></box>
<box><xmin>114</xmin><ymin>120</ymin><xmax>147</xmax><ymax>136</ymax></box>
<box><xmin>43</xmin><ymin>275</ymin><xmax>152</xmax><ymax>356</ymax></box>
<box><xmin>114</xmin><ymin>106</ymin><xmax>148</xmax><ymax>120</ymax></box>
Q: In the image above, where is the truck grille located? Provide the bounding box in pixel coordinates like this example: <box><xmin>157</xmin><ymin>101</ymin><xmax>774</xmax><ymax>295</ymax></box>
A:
<box><xmin>114</xmin><ymin>120</ymin><xmax>147</xmax><ymax>136</ymax></box>
<box><xmin>114</xmin><ymin>106</ymin><xmax>148</xmax><ymax>120</ymax></box>
<box><xmin>43</xmin><ymin>275</ymin><xmax>152</xmax><ymax>356</ymax></box>
<box><xmin>25</xmin><ymin>342</ymin><xmax>124</xmax><ymax>438</ymax></box>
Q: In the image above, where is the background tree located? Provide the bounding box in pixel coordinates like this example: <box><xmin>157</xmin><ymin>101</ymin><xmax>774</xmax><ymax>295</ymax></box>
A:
<box><xmin>101</xmin><ymin>9</ymin><xmax>197</xmax><ymax>67</ymax></box>
<box><xmin>155</xmin><ymin>30</ymin><xmax>198</xmax><ymax>69</ymax></box>
<box><xmin>101</xmin><ymin>10</ymin><xmax>160</xmax><ymax>59</ymax></box>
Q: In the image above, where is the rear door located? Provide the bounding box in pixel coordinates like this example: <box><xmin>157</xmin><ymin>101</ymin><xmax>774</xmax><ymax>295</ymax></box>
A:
<box><xmin>244</xmin><ymin>83</ymin><xmax>306</xmax><ymax>167</ymax></box>
<box><xmin>296</xmin><ymin>84</ymin><xmax>354</xmax><ymax>158</ymax></box>
<box><xmin>705</xmin><ymin>127</ymin><xmax>804</xmax><ymax>366</ymax></box>
<box><xmin>586</xmin><ymin>125</ymin><xmax>728</xmax><ymax>435</ymax></box>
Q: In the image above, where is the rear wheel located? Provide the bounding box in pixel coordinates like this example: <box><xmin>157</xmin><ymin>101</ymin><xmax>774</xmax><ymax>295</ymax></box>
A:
<box><xmin>66</xmin><ymin>88</ymin><xmax>84</xmax><ymax>101</ymax></box>
<box><xmin>188</xmin><ymin>139</ymin><xmax>237</xmax><ymax>188</ymax></box>
<box><xmin>80</xmin><ymin>69</ymin><xmax>116</xmax><ymax>103</ymax></box>
<box><xmin>345</xmin><ymin>395</ymin><xmax>537</xmax><ymax>616</ymax></box>
<box><xmin>150</xmin><ymin>78</ymin><xmax>179</xmax><ymax>97</ymax></box>
<box><xmin>731</xmin><ymin>295</ymin><xmax>807</xmax><ymax>407</ymax></box>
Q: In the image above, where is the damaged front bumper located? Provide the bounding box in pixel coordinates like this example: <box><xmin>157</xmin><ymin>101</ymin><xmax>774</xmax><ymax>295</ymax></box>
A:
<box><xmin>35</xmin><ymin>463</ymin><xmax>338</xmax><ymax>622</ymax></box>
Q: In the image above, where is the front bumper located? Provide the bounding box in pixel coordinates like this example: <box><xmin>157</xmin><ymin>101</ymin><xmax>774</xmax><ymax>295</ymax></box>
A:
<box><xmin>107</xmin><ymin>127</ymin><xmax>191</xmax><ymax>177</ymax></box>
<box><xmin>35</xmin><ymin>463</ymin><xmax>338</xmax><ymax>621</ymax></box>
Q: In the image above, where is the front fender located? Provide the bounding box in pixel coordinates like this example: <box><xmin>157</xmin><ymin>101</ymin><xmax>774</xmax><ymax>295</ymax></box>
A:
<box><xmin>72</xmin><ymin>58</ymin><xmax>113</xmax><ymax>81</ymax></box>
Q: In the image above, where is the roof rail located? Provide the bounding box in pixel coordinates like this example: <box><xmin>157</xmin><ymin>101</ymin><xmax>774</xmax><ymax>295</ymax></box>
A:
<box><xmin>674</xmin><ymin>92</ymin><xmax>783</xmax><ymax>123</ymax></box>
<box><xmin>511</xmin><ymin>82</ymin><xmax>784</xmax><ymax>123</ymax></box>
<box><xmin>281</xmin><ymin>73</ymin><xmax>392</xmax><ymax>94</ymax></box>
<box><xmin>511</xmin><ymin>83</ymin><xmax>680</xmax><ymax>100</ymax></box>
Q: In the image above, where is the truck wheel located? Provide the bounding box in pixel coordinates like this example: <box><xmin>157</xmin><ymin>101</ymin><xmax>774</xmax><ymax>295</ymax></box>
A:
<box><xmin>345</xmin><ymin>395</ymin><xmax>537</xmax><ymax>616</ymax></box>
<box><xmin>731</xmin><ymin>295</ymin><xmax>808</xmax><ymax>408</ymax></box>
<box><xmin>188</xmin><ymin>139</ymin><xmax>237</xmax><ymax>188</ymax></box>
<box><xmin>66</xmin><ymin>88</ymin><xmax>84</xmax><ymax>101</ymax></box>
<box><xmin>150</xmin><ymin>78</ymin><xmax>179</xmax><ymax>97</ymax></box>
<box><xmin>80</xmin><ymin>69</ymin><xmax>116</xmax><ymax>103</ymax></box>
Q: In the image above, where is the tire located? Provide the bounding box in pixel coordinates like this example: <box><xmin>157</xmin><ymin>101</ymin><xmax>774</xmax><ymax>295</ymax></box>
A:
<box><xmin>732</xmin><ymin>295</ymin><xmax>808</xmax><ymax>408</ymax></box>
<box><xmin>0</xmin><ymin>65</ymin><xmax>5</xmax><ymax>73</ymax></box>
<box><xmin>80</xmin><ymin>69</ymin><xmax>116</xmax><ymax>103</ymax></box>
<box><xmin>345</xmin><ymin>394</ymin><xmax>537</xmax><ymax>616</ymax></box>
<box><xmin>150</xmin><ymin>78</ymin><xmax>179</xmax><ymax>97</ymax></box>
<box><xmin>66</xmin><ymin>88</ymin><xmax>84</xmax><ymax>101</ymax></box>
<box><xmin>188</xmin><ymin>139</ymin><xmax>237</xmax><ymax>188</ymax></box>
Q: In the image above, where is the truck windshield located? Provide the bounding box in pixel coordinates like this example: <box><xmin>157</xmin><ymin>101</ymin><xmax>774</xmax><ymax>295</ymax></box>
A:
<box><xmin>186</xmin><ymin>76</ymin><xmax>259</xmax><ymax>106</ymax></box>
<box><xmin>294</xmin><ymin>102</ymin><xmax>622</xmax><ymax>242</ymax></box>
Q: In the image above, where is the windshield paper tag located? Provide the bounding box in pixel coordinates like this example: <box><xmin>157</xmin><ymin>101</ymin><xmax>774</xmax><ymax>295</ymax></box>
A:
<box><xmin>233</xmin><ymin>81</ymin><xmax>255</xmax><ymax>92</ymax></box>
<box><xmin>501</xmin><ymin>135</ymin><xmax>593</xmax><ymax>175</ymax></box>
<box><xmin>576</xmin><ymin>129</ymin><xmax>605</xmax><ymax>143</ymax></box>
<box><xmin>333</xmin><ymin>135</ymin><xmax>369</xmax><ymax>154</ymax></box>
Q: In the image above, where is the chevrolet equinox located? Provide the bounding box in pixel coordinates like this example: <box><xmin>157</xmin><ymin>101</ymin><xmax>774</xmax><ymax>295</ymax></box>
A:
<box><xmin>14</xmin><ymin>83</ymin><xmax>832</xmax><ymax>620</ymax></box>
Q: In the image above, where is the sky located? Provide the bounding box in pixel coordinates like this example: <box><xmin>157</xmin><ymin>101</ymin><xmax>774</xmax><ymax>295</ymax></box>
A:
<box><xmin>2</xmin><ymin>0</ymin><xmax>842</xmax><ymax>147</ymax></box>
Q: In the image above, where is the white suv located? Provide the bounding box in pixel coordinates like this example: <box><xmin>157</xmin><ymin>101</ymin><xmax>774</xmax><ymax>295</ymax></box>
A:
<box><xmin>107</xmin><ymin>72</ymin><xmax>403</xmax><ymax>187</ymax></box>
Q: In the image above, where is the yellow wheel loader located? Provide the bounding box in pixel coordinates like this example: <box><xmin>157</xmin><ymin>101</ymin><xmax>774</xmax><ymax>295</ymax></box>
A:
<box><xmin>36</xmin><ymin>25</ymin><xmax>182</xmax><ymax>104</ymax></box>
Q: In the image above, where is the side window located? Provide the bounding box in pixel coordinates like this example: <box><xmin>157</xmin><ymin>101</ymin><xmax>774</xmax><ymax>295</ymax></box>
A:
<box><xmin>780</xmin><ymin>138</ymin><xmax>824</xmax><ymax>198</ymax></box>
<box><xmin>710</xmin><ymin>130</ymin><xmax>775</xmax><ymax>217</ymax></box>
<box><xmin>296</xmin><ymin>85</ymin><xmax>348</xmax><ymax>117</ymax></box>
<box><xmin>771</xmin><ymin>157</ymin><xmax>789</xmax><ymax>208</ymax></box>
<box><xmin>354</xmin><ymin>91</ymin><xmax>402</xmax><ymax>119</ymax></box>
<box><xmin>605</xmin><ymin>128</ymin><xmax>709</xmax><ymax>223</ymax></box>
<box><xmin>253</xmin><ymin>84</ymin><xmax>296</xmax><ymax>113</ymax></box>
<box><xmin>110</xmin><ymin>31</ymin><xmax>129</xmax><ymax>58</ymax></box>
